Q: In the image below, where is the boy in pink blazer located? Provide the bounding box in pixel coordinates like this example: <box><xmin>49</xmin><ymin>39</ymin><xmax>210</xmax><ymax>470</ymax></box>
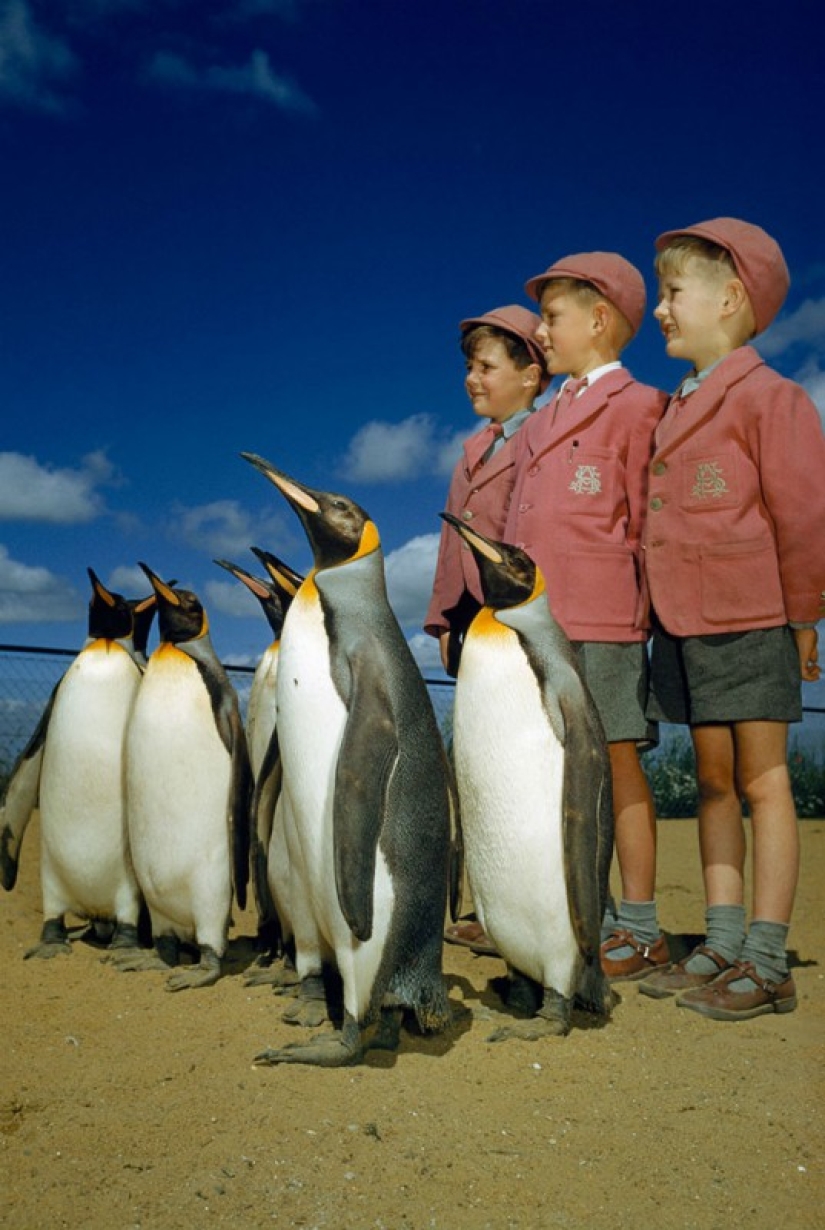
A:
<box><xmin>639</xmin><ymin>218</ymin><xmax>825</xmax><ymax>1021</ymax></box>
<box><xmin>425</xmin><ymin>305</ymin><xmax>548</xmax><ymax>674</ymax></box>
<box><xmin>426</xmin><ymin>305</ymin><xmax>548</xmax><ymax>957</ymax></box>
<box><xmin>504</xmin><ymin>252</ymin><xmax>668</xmax><ymax>981</ymax></box>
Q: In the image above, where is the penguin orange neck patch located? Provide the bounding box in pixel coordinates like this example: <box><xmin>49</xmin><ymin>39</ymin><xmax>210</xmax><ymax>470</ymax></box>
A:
<box><xmin>354</xmin><ymin>520</ymin><xmax>380</xmax><ymax>560</ymax></box>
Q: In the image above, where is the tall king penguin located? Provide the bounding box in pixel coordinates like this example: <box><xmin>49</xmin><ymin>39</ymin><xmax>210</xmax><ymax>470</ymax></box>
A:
<box><xmin>119</xmin><ymin>565</ymin><xmax>251</xmax><ymax>990</ymax></box>
<box><xmin>443</xmin><ymin>514</ymin><xmax>613</xmax><ymax>1038</ymax></box>
<box><xmin>21</xmin><ymin>570</ymin><xmax>151</xmax><ymax>957</ymax></box>
<box><xmin>242</xmin><ymin>453</ymin><xmax>453</xmax><ymax>1066</ymax></box>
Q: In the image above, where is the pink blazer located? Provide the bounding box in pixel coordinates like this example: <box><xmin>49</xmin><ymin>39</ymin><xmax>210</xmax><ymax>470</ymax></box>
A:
<box><xmin>425</xmin><ymin>426</ymin><xmax>524</xmax><ymax>636</ymax></box>
<box><xmin>504</xmin><ymin>370</ymin><xmax>667</xmax><ymax>642</ymax></box>
<box><xmin>644</xmin><ymin>346</ymin><xmax>825</xmax><ymax>636</ymax></box>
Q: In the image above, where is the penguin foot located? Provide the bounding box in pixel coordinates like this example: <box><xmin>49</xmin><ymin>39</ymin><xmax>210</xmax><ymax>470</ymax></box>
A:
<box><xmin>107</xmin><ymin>923</ymin><xmax>142</xmax><ymax>953</ymax></box>
<box><xmin>108</xmin><ymin>950</ymin><xmax>173</xmax><ymax>973</ymax></box>
<box><xmin>254</xmin><ymin>1034</ymin><xmax>363</xmax><ymax>1067</ymax></box>
<box><xmin>165</xmin><ymin>947</ymin><xmax>222</xmax><ymax>992</ymax></box>
<box><xmin>25</xmin><ymin>918</ymin><xmax>71</xmax><ymax>960</ymax></box>
<box><xmin>255</xmin><ymin>1016</ymin><xmax>364</xmax><ymax>1068</ymax></box>
<box><xmin>486</xmin><ymin>989</ymin><xmax>573</xmax><ymax>1042</ymax></box>
<box><xmin>25</xmin><ymin>938</ymin><xmax>72</xmax><ymax>960</ymax></box>
<box><xmin>281</xmin><ymin>974</ymin><xmax>329</xmax><ymax>1027</ymax></box>
<box><xmin>245</xmin><ymin>960</ymin><xmax>301</xmax><ymax>989</ymax></box>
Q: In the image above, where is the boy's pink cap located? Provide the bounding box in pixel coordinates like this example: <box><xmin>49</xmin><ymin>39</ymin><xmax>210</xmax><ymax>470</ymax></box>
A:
<box><xmin>655</xmin><ymin>217</ymin><xmax>790</xmax><ymax>334</ymax></box>
<box><xmin>460</xmin><ymin>304</ymin><xmax>548</xmax><ymax>373</ymax></box>
<box><xmin>523</xmin><ymin>252</ymin><xmax>647</xmax><ymax>336</ymax></box>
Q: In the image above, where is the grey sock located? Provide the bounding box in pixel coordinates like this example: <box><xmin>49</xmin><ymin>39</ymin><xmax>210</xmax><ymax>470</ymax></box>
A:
<box><xmin>685</xmin><ymin>904</ymin><xmax>746</xmax><ymax>974</ymax></box>
<box><xmin>740</xmin><ymin>919</ymin><xmax>791</xmax><ymax>985</ymax></box>
<box><xmin>604</xmin><ymin>899</ymin><xmax>659</xmax><ymax>959</ymax></box>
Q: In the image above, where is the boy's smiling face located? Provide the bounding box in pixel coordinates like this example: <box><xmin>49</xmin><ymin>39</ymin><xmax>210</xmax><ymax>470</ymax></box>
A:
<box><xmin>654</xmin><ymin>258</ymin><xmax>733</xmax><ymax>369</ymax></box>
<box><xmin>536</xmin><ymin>285</ymin><xmax>598</xmax><ymax>378</ymax></box>
<box><xmin>464</xmin><ymin>337</ymin><xmax>535</xmax><ymax>423</ymax></box>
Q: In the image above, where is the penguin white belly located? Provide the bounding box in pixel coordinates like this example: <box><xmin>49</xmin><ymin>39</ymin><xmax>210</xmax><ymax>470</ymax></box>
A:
<box><xmin>278</xmin><ymin>594</ymin><xmax>393</xmax><ymax>1018</ymax></box>
<box><xmin>454</xmin><ymin>630</ymin><xmax>580</xmax><ymax>997</ymax></box>
<box><xmin>39</xmin><ymin>644</ymin><xmax>141</xmax><ymax>922</ymax></box>
<box><xmin>126</xmin><ymin>649</ymin><xmax>232</xmax><ymax>952</ymax></box>
<box><xmin>247</xmin><ymin>646</ymin><xmax>279</xmax><ymax>778</ymax></box>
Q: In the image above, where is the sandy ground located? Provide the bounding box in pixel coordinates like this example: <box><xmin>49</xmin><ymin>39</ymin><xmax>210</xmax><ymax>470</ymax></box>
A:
<box><xmin>1</xmin><ymin>816</ymin><xmax>823</xmax><ymax>1230</ymax></box>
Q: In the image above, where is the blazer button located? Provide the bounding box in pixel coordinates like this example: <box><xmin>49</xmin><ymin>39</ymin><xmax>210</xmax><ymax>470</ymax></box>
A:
<box><xmin>649</xmin><ymin>496</ymin><xmax>663</xmax><ymax>511</ymax></box>
<box><xmin>528</xmin><ymin>465</ymin><xmax>540</xmax><ymax>476</ymax></box>
<box><xmin>462</xmin><ymin>509</ymin><xmax>474</xmax><ymax>521</ymax></box>
<box><xmin>651</xmin><ymin>461</ymin><xmax>667</xmax><ymax>476</ymax></box>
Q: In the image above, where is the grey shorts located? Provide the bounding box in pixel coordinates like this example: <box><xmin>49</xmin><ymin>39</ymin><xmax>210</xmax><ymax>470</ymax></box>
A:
<box><xmin>647</xmin><ymin>623</ymin><xmax>802</xmax><ymax>725</ymax></box>
<box><xmin>571</xmin><ymin>640</ymin><xmax>658</xmax><ymax>746</ymax></box>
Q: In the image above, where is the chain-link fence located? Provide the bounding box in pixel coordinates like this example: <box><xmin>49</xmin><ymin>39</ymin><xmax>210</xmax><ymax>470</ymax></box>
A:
<box><xmin>3</xmin><ymin>644</ymin><xmax>823</xmax><ymax>813</ymax></box>
<box><xmin>0</xmin><ymin>644</ymin><xmax>455</xmax><ymax>779</ymax></box>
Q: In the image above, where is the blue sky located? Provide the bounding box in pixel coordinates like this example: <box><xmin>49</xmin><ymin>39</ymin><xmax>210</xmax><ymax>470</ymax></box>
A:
<box><xmin>1</xmin><ymin>0</ymin><xmax>823</xmax><ymax>684</ymax></box>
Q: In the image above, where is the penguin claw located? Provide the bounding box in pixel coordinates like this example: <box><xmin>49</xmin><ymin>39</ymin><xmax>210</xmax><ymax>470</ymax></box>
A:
<box><xmin>281</xmin><ymin>999</ymin><xmax>329</xmax><ymax>1028</ymax></box>
<box><xmin>253</xmin><ymin>1034</ymin><xmax>363</xmax><ymax>1068</ymax></box>
<box><xmin>486</xmin><ymin>1016</ymin><xmax>570</xmax><ymax>1043</ymax></box>
<box><xmin>165</xmin><ymin>963</ymin><xmax>222</xmax><ymax>992</ymax></box>
<box><xmin>24</xmin><ymin>940</ymin><xmax>72</xmax><ymax>960</ymax></box>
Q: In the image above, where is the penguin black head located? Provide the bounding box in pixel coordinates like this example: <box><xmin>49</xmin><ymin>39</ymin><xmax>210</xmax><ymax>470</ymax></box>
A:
<box><xmin>440</xmin><ymin>513</ymin><xmax>543</xmax><ymax>610</ymax></box>
<box><xmin>87</xmin><ymin>567</ymin><xmax>134</xmax><ymax>642</ymax></box>
<box><xmin>214</xmin><ymin>558</ymin><xmax>286</xmax><ymax>638</ymax></box>
<box><xmin>241</xmin><ymin>453</ymin><xmax>380</xmax><ymax>570</ymax></box>
<box><xmin>138</xmin><ymin>563</ymin><xmax>209</xmax><ymax>645</ymax></box>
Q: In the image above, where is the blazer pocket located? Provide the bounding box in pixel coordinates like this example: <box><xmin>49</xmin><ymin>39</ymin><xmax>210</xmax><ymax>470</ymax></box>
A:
<box><xmin>564</xmin><ymin>546</ymin><xmax>639</xmax><ymax>627</ymax></box>
<box><xmin>560</xmin><ymin>447</ymin><xmax>617</xmax><ymax>516</ymax></box>
<box><xmin>681</xmin><ymin>447</ymin><xmax>740</xmax><ymax>512</ymax></box>
<box><xmin>699</xmin><ymin>537</ymin><xmax>785</xmax><ymax>624</ymax></box>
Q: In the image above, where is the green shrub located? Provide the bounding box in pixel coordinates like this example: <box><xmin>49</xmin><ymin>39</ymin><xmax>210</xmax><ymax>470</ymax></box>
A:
<box><xmin>643</xmin><ymin>734</ymin><xmax>825</xmax><ymax>819</ymax></box>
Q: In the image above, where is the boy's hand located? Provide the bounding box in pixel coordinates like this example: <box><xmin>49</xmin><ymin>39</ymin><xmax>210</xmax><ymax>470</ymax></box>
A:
<box><xmin>793</xmin><ymin>627</ymin><xmax>820</xmax><ymax>681</ymax></box>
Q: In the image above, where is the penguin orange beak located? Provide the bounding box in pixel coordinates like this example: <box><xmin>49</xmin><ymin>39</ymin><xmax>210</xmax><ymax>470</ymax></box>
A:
<box><xmin>214</xmin><ymin>558</ymin><xmax>272</xmax><ymax>602</ymax></box>
<box><xmin>440</xmin><ymin>512</ymin><xmax>505</xmax><ymax>565</ymax></box>
<box><xmin>138</xmin><ymin>562</ymin><xmax>180</xmax><ymax>607</ymax></box>
<box><xmin>87</xmin><ymin>567</ymin><xmax>117</xmax><ymax>607</ymax></box>
<box><xmin>250</xmin><ymin>547</ymin><xmax>303</xmax><ymax>598</ymax></box>
<box><xmin>241</xmin><ymin>452</ymin><xmax>320</xmax><ymax>514</ymax></box>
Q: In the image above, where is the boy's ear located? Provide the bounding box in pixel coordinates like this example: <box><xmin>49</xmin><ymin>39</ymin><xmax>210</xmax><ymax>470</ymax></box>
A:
<box><xmin>591</xmin><ymin>301</ymin><xmax>610</xmax><ymax>335</ymax></box>
<box><xmin>522</xmin><ymin>362</ymin><xmax>542</xmax><ymax>391</ymax></box>
<box><xmin>720</xmin><ymin>277</ymin><xmax>749</xmax><ymax>318</ymax></box>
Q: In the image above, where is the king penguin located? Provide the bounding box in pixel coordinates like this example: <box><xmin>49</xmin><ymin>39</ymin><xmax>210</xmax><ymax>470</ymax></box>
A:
<box><xmin>241</xmin><ymin>452</ymin><xmax>453</xmax><ymax>1066</ymax></box>
<box><xmin>213</xmin><ymin>552</ymin><xmax>303</xmax><ymax>970</ymax></box>
<box><xmin>443</xmin><ymin>514</ymin><xmax>614</xmax><ymax>1038</ymax></box>
<box><xmin>23</xmin><ymin>569</ymin><xmax>149</xmax><ymax>958</ymax></box>
<box><xmin>118</xmin><ymin>565</ymin><xmax>251</xmax><ymax>990</ymax></box>
<box><xmin>1</xmin><ymin>581</ymin><xmax>158</xmax><ymax>897</ymax></box>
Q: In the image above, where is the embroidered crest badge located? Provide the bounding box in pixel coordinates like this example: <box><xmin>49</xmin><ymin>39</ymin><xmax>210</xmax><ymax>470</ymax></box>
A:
<box><xmin>569</xmin><ymin>464</ymin><xmax>602</xmax><ymax>496</ymax></box>
<box><xmin>692</xmin><ymin>461</ymin><xmax>729</xmax><ymax>500</ymax></box>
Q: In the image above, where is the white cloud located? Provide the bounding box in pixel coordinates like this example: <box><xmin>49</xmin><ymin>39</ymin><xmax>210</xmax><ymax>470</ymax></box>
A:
<box><xmin>171</xmin><ymin>498</ymin><xmax>298</xmax><ymax>560</ymax></box>
<box><xmin>340</xmin><ymin>415</ymin><xmax>469</xmax><ymax>483</ymax></box>
<box><xmin>0</xmin><ymin>451</ymin><xmax>115</xmax><ymax>523</ymax></box>
<box><xmin>792</xmin><ymin>358</ymin><xmax>825</xmax><ymax>423</ymax></box>
<box><xmin>0</xmin><ymin>544</ymin><xmax>83</xmax><ymax>623</ymax></box>
<box><xmin>406</xmin><ymin>631</ymin><xmax>445</xmax><ymax>676</ymax></box>
<box><xmin>204</xmin><ymin>576</ymin><xmax>263</xmax><ymax>620</ymax></box>
<box><xmin>0</xmin><ymin>0</ymin><xmax>77</xmax><ymax>113</ymax></box>
<box><xmin>384</xmin><ymin>532</ymin><xmax>439</xmax><ymax>626</ymax></box>
<box><xmin>758</xmin><ymin>297</ymin><xmax>825</xmax><ymax>359</ymax></box>
<box><xmin>105</xmin><ymin>564</ymin><xmax>155</xmax><ymax>597</ymax></box>
<box><xmin>147</xmin><ymin>47</ymin><xmax>316</xmax><ymax>114</ymax></box>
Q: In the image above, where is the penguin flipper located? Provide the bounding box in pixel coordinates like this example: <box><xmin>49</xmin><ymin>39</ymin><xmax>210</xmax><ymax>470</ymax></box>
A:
<box><xmin>333</xmin><ymin>646</ymin><xmax>398</xmax><ymax>942</ymax></box>
<box><xmin>229</xmin><ymin>709</ymin><xmax>253</xmax><ymax>912</ymax></box>
<box><xmin>251</xmin><ymin>727</ymin><xmax>282</xmax><ymax>929</ymax></box>
<box><xmin>557</xmin><ymin>693</ymin><xmax>613</xmax><ymax>960</ymax></box>
<box><xmin>444</xmin><ymin>750</ymin><xmax>464</xmax><ymax>923</ymax></box>
<box><xmin>1</xmin><ymin>682</ymin><xmax>58</xmax><ymax>890</ymax></box>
